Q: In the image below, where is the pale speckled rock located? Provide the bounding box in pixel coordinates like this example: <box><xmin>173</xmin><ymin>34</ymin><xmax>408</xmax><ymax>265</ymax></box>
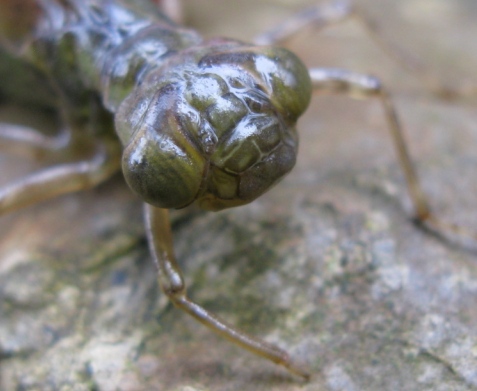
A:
<box><xmin>1</xmin><ymin>1</ymin><xmax>477</xmax><ymax>390</ymax></box>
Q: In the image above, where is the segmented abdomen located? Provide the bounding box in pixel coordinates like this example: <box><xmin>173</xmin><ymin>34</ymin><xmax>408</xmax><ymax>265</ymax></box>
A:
<box><xmin>0</xmin><ymin>0</ymin><xmax>201</xmax><ymax>118</ymax></box>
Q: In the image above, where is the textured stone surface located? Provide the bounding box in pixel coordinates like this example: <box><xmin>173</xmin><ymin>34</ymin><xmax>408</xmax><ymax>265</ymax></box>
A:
<box><xmin>1</xmin><ymin>1</ymin><xmax>477</xmax><ymax>390</ymax></box>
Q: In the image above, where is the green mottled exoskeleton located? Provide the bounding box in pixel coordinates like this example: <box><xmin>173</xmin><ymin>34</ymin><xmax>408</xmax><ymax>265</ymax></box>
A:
<box><xmin>0</xmin><ymin>0</ymin><xmax>472</xmax><ymax>379</ymax></box>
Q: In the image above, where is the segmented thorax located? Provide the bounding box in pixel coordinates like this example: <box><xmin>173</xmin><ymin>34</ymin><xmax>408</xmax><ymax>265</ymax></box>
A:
<box><xmin>117</xmin><ymin>39</ymin><xmax>312</xmax><ymax>210</ymax></box>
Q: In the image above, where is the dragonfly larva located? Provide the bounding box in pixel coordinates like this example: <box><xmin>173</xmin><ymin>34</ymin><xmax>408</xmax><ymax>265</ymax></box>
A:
<box><xmin>0</xmin><ymin>0</ymin><xmax>475</xmax><ymax>382</ymax></box>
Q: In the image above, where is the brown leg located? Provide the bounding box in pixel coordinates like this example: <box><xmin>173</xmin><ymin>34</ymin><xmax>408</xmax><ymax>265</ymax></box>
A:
<box><xmin>309</xmin><ymin>67</ymin><xmax>476</xmax><ymax>241</ymax></box>
<box><xmin>254</xmin><ymin>0</ymin><xmax>354</xmax><ymax>46</ymax></box>
<box><xmin>0</xmin><ymin>122</ymin><xmax>68</xmax><ymax>149</ymax></box>
<box><xmin>152</xmin><ymin>0</ymin><xmax>184</xmax><ymax>24</ymax></box>
<box><xmin>144</xmin><ymin>204</ymin><xmax>310</xmax><ymax>379</ymax></box>
<box><xmin>0</xmin><ymin>139</ymin><xmax>120</xmax><ymax>215</ymax></box>
<box><xmin>0</xmin><ymin>122</ymin><xmax>70</xmax><ymax>157</ymax></box>
<box><xmin>254</xmin><ymin>0</ymin><xmax>475</xmax><ymax>99</ymax></box>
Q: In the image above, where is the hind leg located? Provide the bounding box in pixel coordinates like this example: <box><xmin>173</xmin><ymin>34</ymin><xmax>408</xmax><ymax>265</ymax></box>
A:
<box><xmin>152</xmin><ymin>0</ymin><xmax>184</xmax><ymax>24</ymax></box>
<box><xmin>254</xmin><ymin>0</ymin><xmax>476</xmax><ymax>99</ymax></box>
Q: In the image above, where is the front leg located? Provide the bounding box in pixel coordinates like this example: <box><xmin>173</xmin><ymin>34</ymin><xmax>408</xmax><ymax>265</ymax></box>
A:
<box><xmin>144</xmin><ymin>204</ymin><xmax>310</xmax><ymax>379</ymax></box>
<box><xmin>309</xmin><ymin>67</ymin><xmax>477</xmax><ymax>242</ymax></box>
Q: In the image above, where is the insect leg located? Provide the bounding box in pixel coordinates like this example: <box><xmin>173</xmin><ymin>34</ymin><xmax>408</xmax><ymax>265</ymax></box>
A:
<box><xmin>254</xmin><ymin>1</ymin><xmax>475</xmax><ymax>99</ymax></box>
<box><xmin>0</xmin><ymin>122</ymin><xmax>70</xmax><ymax>157</ymax></box>
<box><xmin>144</xmin><ymin>204</ymin><xmax>310</xmax><ymax>379</ymax></box>
<box><xmin>253</xmin><ymin>0</ymin><xmax>353</xmax><ymax>46</ymax></box>
<box><xmin>0</xmin><ymin>139</ymin><xmax>120</xmax><ymax>215</ymax></box>
<box><xmin>151</xmin><ymin>0</ymin><xmax>184</xmax><ymax>24</ymax></box>
<box><xmin>309</xmin><ymin>67</ymin><xmax>477</xmax><ymax>241</ymax></box>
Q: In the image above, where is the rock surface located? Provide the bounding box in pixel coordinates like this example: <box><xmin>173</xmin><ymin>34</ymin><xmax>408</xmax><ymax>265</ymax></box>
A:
<box><xmin>1</xmin><ymin>1</ymin><xmax>477</xmax><ymax>390</ymax></box>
